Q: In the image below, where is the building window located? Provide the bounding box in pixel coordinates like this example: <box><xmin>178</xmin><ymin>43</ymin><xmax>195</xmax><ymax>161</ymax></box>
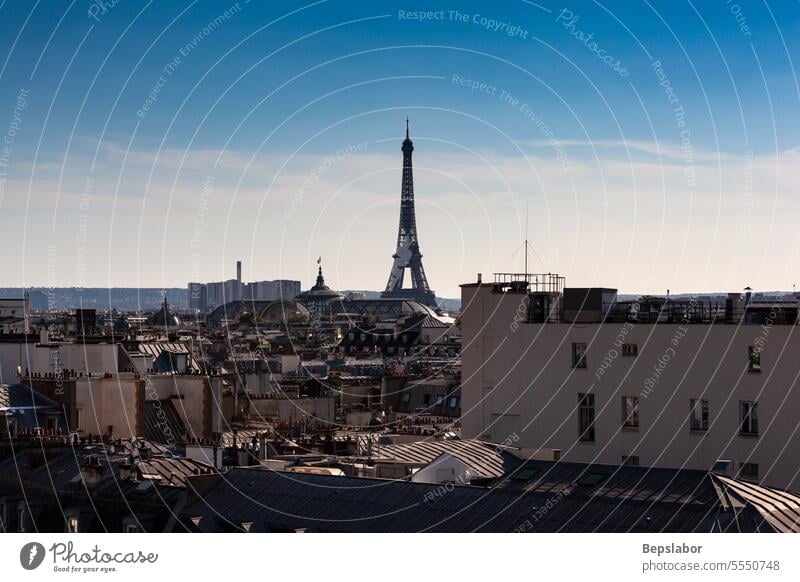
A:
<box><xmin>66</xmin><ymin>516</ymin><xmax>79</xmax><ymax>533</ymax></box>
<box><xmin>423</xmin><ymin>394</ymin><xmax>431</xmax><ymax>406</ymax></box>
<box><xmin>401</xmin><ymin>392</ymin><xmax>410</xmax><ymax>404</ymax></box>
<box><xmin>18</xmin><ymin>507</ymin><xmax>25</xmax><ymax>532</ymax></box>
<box><xmin>578</xmin><ymin>393</ymin><xmax>595</xmax><ymax>442</ymax></box>
<box><xmin>739</xmin><ymin>462</ymin><xmax>759</xmax><ymax>480</ymax></box>
<box><xmin>748</xmin><ymin>346</ymin><xmax>761</xmax><ymax>372</ymax></box>
<box><xmin>622</xmin><ymin>397</ymin><xmax>639</xmax><ymax>428</ymax></box>
<box><xmin>740</xmin><ymin>401</ymin><xmax>758</xmax><ymax>436</ymax></box>
<box><xmin>435</xmin><ymin>394</ymin><xmax>444</xmax><ymax>406</ymax></box>
<box><xmin>690</xmin><ymin>399</ymin><xmax>709</xmax><ymax>431</ymax></box>
<box><xmin>622</xmin><ymin>455</ymin><xmax>639</xmax><ymax>466</ymax></box>
<box><xmin>622</xmin><ymin>343</ymin><xmax>638</xmax><ymax>356</ymax></box>
<box><xmin>449</xmin><ymin>396</ymin><xmax>459</xmax><ymax>409</ymax></box>
<box><xmin>571</xmin><ymin>343</ymin><xmax>587</xmax><ymax>369</ymax></box>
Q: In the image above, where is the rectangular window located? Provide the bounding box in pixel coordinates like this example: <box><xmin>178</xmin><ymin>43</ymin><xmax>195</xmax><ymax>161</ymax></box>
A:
<box><xmin>67</xmin><ymin>516</ymin><xmax>79</xmax><ymax>533</ymax></box>
<box><xmin>578</xmin><ymin>393</ymin><xmax>595</xmax><ymax>442</ymax></box>
<box><xmin>690</xmin><ymin>399</ymin><xmax>709</xmax><ymax>431</ymax></box>
<box><xmin>740</xmin><ymin>401</ymin><xmax>758</xmax><ymax>436</ymax></box>
<box><xmin>571</xmin><ymin>343</ymin><xmax>587</xmax><ymax>369</ymax></box>
<box><xmin>435</xmin><ymin>394</ymin><xmax>444</xmax><ymax>406</ymax></box>
<box><xmin>423</xmin><ymin>394</ymin><xmax>431</xmax><ymax>406</ymax></box>
<box><xmin>622</xmin><ymin>397</ymin><xmax>639</xmax><ymax>428</ymax></box>
<box><xmin>622</xmin><ymin>455</ymin><xmax>639</xmax><ymax>466</ymax></box>
<box><xmin>449</xmin><ymin>396</ymin><xmax>459</xmax><ymax>409</ymax></box>
<box><xmin>622</xmin><ymin>343</ymin><xmax>638</xmax><ymax>356</ymax></box>
<box><xmin>401</xmin><ymin>392</ymin><xmax>410</xmax><ymax>404</ymax></box>
<box><xmin>739</xmin><ymin>462</ymin><xmax>759</xmax><ymax>480</ymax></box>
<box><xmin>748</xmin><ymin>346</ymin><xmax>761</xmax><ymax>372</ymax></box>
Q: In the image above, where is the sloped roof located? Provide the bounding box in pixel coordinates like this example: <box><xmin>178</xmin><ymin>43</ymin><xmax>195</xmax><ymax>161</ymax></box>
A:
<box><xmin>0</xmin><ymin>383</ymin><xmax>59</xmax><ymax>410</ymax></box>
<box><xmin>404</xmin><ymin>313</ymin><xmax>451</xmax><ymax>329</ymax></box>
<box><xmin>0</xmin><ymin>439</ymin><xmax>212</xmax><ymax>493</ymax></box>
<box><xmin>712</xmin><ymin>473</ymin><xmax>800</xmax><ymax>532</ymax></box>
<box><xmin>136</xmin><ymin>457</ymin><xmax>215</xmax><ymax>487</ymax></box>
<box><xmin>371</xmin><ymin>438</ymin><xmax>518</xmax><ymax>479</ymax></box>
<box><xmin>180</xmin><ymin>463</ymin><xmax>800</xmax><ymax>533</ymax></box>
<box><xmin>138</xmin><ymin>342</ymin><xmax>200</xmax><ymax>372</ymax></box>
<box><xmin>144</xmin><ymin>399</ymin><xmax>187</xmax><ymax>444</ymax></box>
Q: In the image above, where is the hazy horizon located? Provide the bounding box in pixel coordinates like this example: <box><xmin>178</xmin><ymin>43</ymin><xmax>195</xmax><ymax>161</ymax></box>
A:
<box><xmin>2</xmin><ymin>1</ymin><xmax>799</xmax><ymax>297</ymax></box>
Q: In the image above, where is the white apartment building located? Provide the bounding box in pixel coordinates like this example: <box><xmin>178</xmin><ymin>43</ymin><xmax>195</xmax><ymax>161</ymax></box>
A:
<box><xmin>0</xmin><ymin>295</ymin><xmax>30</xmax><ymax>333</ymax></box>
<box><xmin>461</xmin><ymin>273</ymin><xmax>800</xmax><ymax>492</ymax></box>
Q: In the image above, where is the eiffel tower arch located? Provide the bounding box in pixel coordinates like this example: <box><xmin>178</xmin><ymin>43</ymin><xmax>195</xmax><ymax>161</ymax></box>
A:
<box><xmin>381</xmin><ymin>120</ymin><xmax>437</xmax><ymax>308</ymax></box>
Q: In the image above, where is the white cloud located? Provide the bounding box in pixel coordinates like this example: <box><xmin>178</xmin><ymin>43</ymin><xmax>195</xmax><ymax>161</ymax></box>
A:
<box><xmin>3</xmin><ymin>140</ymin><xmax>800</xmax><ymax>297</ymax></box>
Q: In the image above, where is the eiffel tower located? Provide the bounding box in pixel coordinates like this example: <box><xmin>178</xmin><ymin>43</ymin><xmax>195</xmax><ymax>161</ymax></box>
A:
<box><xmin>381</xmin><ymin>120</ymin><xmax>437</xmax><ymax>308</ymax></box>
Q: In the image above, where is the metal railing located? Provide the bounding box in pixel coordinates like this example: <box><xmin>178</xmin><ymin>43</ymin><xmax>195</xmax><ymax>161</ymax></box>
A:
<box><xmin>493</xmin><ymin>272</ymin><xmax>565</xmax><ymax>294</ymax></box>
<box><xmin>525</xmin><ymin>300</ymin><xmax>799</xmax><ymax>325</ymax></box>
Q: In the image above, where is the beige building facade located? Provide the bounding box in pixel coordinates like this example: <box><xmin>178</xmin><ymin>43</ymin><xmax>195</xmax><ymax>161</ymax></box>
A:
<box><xmin>461</xmin><ymin>275</ymin><xmax>800</xmax><ymax>492</ymax></box>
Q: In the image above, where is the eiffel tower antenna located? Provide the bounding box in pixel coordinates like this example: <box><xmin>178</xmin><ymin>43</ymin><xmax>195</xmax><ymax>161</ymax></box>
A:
<box><xmin>381</xmin><ymin>119</ymin><xmax>437</xmax><ymax>308</ymax></box>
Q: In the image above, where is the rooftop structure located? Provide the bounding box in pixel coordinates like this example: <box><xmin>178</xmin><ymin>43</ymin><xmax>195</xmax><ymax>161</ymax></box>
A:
<box><xmin>180</xmin><ymin>460</ymin><xmax>800</xmax><ymax>533</ymax></box>
<box><xmin>476</xmin><ymin>272</ymin><xmax>800</xmax><ymax>325</ymax></box>
<box><xmin>0</xmin><ymin>436</ymin><xmax>216</xmax><ymax>532</ymax></box>
<box><xmin>461</xmin><ymin>272</ymin><xmax>800</xmax><ymax>493</ymax></box>
<box><xmin>206</xmin><ymin>298</ymin><xmax>309</xmax><ymax>326</ymax></box>
<box><xmin>295</xmin><ymin>264</ymin><xmax>344</xmax><ymax>320</ymax></box>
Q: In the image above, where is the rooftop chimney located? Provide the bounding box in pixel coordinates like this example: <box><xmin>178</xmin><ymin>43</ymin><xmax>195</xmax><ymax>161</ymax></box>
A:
<box><xmin>137</xmin><ymin>442</ymin><xmax>152</xmax><ymax>461</ymax></box>
<box><xmin>236</xmin><ymin>260</ymin><xmax>242</xmax><ymax>301</ymax></box>
<box><xmin>80</xmin><ymin>454</ymin><xmax>106</xmax><ymax>487</ymax></box>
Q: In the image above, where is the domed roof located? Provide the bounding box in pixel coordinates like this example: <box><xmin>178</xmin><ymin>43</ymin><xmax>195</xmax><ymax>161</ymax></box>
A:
<box><xmin>296</xmin><ymin>266</ymin><xmax>344</xmax><ymax>301</ymax></box>
<box><xmin>259</xmin><ymin>299</ymin><xmax>310</xmax><ymax>323</ymax></box>
<box><xmin>147</xmin><ymin>298</ymin><xmax>181</xmax><ymax>327</ymax></box>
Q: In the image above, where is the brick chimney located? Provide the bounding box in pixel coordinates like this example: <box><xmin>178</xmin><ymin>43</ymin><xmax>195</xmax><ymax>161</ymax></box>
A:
<box><xmin>80</xmin><ymin>454</ymin><xmax>105</xmax><ymax>487</ymax></box>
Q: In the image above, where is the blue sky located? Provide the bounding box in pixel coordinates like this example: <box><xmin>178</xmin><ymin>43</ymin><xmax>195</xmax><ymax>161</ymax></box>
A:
<box><xmin>2</xmin><ymin>0</ymin><xmax>800</xmax><ymax>296</ymax></box>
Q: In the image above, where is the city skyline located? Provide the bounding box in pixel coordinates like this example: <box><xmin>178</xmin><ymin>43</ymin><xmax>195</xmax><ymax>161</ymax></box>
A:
<box><xmin>1</xmin><ymin>1</ymin><xmax>799</xmax><ymax>297</ymax></box>
<box><xmin>6</xmin><ymin>0</ymin><xmax>800</xmax><ymax>557</ymax></box>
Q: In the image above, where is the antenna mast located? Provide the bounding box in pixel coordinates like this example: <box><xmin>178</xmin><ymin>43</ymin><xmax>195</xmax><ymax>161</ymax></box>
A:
<box><xmin>524</xmin><ymin>201</ymin><xmax>529</xmax><ymax>276</ymax></box>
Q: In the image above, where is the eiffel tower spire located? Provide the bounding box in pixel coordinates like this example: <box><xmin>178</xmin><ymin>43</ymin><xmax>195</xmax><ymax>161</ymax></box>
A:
<box><xmin>381</xmin><ymin>120</ymin><xmax>437</xmax><ymax>308</ymax></box>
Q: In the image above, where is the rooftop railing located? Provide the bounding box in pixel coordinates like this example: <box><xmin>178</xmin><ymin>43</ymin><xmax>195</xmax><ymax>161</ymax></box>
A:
<box><xmin>493</xmin><ymin>272</ymin><xmax>565</xmax><ymax>294</ymax></box>
<box><xmin>526</xmin><ymin>299</ymin><xmax>799</xmax><ymax>325</ymax></box>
